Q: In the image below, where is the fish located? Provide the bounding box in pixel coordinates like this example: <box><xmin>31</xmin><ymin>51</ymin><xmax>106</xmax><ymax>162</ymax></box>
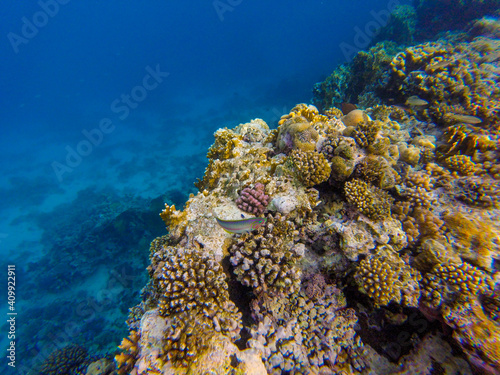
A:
<box><xmin>214</xmin><ymin>215</ymin><xmax>266</xmax><ymax>234</ymax></box>
<box><xmin>405</xmin><ymin>96</ymin><xmax>428</xmax><ymax>106</ymax></box>
<box><xmin>450</xmin><ymin>114</ymin><xmax>483</xmax><ymax>124</ymax></box>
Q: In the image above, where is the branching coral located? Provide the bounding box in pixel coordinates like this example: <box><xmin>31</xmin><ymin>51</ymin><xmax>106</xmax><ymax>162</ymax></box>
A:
<box><xmin>39</xmin><ymin>344</ymin><xmax>91</xmax><ymax>375</ymax></box>
<box><xmin>344</xmin><ymin>178</ymin><xmax>393</xmax><ymax>220</ymax></box>
<box><xmin>420</xmin><ymin>262</ymin><xmax>494</xmax><ymax>308</ymax></box>
<box><xmin>236</xmin><ymin>183</ymin><xmax>270</xmax><ymax>215</ymax></box>
<box><xmin>248</xmin><ymin>284</ymin><xmax>364</xmax><ymax>374</ymax></box>
<box><xmin>115</xmin><ymin>331</ymin><xmax>140</xmax><ymax>375</ymax></box>
<box><xmin>229</xmin><ymin>213</ymin><xmax>302</xmax><ymax>295</ymax></box>
<box><xmin>354</xmin><ymin>246</ymin><xmax>421</xmax><ymax>307</ymax></box>
<box><xmin>289</xmin><ymin>149</ymin><xmax>331</xmax><ymax>187</ymax></box>
<box><xmin>150</xmin><ymin>244</ymin><xmax>241</xmax><ymax>341</ymax></box>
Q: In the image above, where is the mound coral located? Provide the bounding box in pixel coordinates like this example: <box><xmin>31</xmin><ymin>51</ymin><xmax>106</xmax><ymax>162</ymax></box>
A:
<box><xmin>236</xmin><ymin>183</ymin><xmax>270</xmax><ymax>215</ymax></box>
<box><xmin>276</xmin><ymin>116</ymin><xmax>319</xmax><ymax>153</ymax></box>
<box><xmin>289</xmin><ymin>149</ymin><xmax>331</xmax><ymax>187</ymax></box>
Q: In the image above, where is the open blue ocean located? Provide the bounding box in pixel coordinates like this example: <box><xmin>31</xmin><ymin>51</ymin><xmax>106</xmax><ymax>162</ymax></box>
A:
<box><xmin>1</xmin><ymin>1</ymin><xmax>499</xmax><ymax>374</ymax></box>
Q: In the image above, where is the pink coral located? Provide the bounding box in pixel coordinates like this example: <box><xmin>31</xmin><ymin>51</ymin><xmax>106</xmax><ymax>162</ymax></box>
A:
<box><xmin>236</xmin><ymin>183</ymin><xmax>270</xmax><ymax>215</ymax></box>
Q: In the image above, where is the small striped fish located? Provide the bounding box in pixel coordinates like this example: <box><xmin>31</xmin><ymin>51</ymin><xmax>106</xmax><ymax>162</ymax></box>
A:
<box><xmin>214</xmin><ymin>215</ymin><xmax>266</xmax><ymax>234</ymax></box>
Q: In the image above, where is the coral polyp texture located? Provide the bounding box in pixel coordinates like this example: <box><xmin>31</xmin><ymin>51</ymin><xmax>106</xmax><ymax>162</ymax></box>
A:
<box><xmin>236</xmin><ymin>182</ymin><xmax>270</xmax><ymax>215</ymax></box>
<box><xmin>116</xmin><ymin>14</ymin><xmax>500</xmax><ymax>375</ymax></box>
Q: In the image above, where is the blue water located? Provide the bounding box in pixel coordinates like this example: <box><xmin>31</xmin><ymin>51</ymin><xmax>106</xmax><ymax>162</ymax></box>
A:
<box><xmin>0</xmin><ymin>0</ymin><xmax>418</xmax><ymax>373</ymax></box>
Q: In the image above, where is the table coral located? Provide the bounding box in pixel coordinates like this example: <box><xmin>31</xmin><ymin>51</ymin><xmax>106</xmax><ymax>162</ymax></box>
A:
<box><xmin>289</xmin><ymin>149</ymin><xmax>331</xmax><ymax>187</ymax></box>
<box><xmin>236</xmin><ymin>183</ymin><xmax>270</xmax><ymax>215</ymax></box>
<box><xmin>229</xmin><ymin>213</ymin><xmax>302</xmax><ymax>295</ymax></box>
<box><xmin>344</xmin><ymin>178</ymin><xmax>392</xmax><ymax>220</ymax></box>
<box><xmin>354</xmin><ymin>246</ymin><xmax>421</xmax><ymax>308</ymax></box>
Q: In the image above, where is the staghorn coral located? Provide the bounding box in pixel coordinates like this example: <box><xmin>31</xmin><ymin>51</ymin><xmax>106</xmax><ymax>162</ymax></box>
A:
<box><xmin>344</xmin><ymin>178</ymin><xmax>393</xmax><ymax>220</ymax></box>
<box><xmin>354</xmin><ymin>246</ymin><xmax>421</xmax><ymax>308</ymax></box>
<box><xmin>39</xmin><ymin>344</ymin><xmax>91</xmax><ymax>375</ymax></box>
<box><xmin>289</xmin><ymin>149</ymin><xmax>331</xmax><ymax>187</ymax></box>
<box><xmin>236</xmin><ymin>183</ymin><xmax>270</xmax><ymax>215</ymax></box>
<box><xmin>229</xmin><ymin>213</ymin><xmax>302</xmax><ymax>295</ymax></box>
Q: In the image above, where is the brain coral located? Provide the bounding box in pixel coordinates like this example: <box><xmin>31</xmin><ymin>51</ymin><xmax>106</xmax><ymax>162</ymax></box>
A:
<box><xmin>289</xmin><ymin>149</ymin><xmax>331</xmax><ymax>187</ymax></box>
<box><xmin>229</xmin><ymin>213</ymin><xmax>302</xmax><ymax>295</ymax></box>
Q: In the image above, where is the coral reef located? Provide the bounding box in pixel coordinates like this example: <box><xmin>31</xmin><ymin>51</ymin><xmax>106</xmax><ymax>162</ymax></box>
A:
<box><xmin>39</xmin><ymin>344</ymin><xmax>93</xmax><ymax>375</ymax></box>
<box><xmin>235</xmin><ymin>183</ymin><xmax>270</xmax><ymax>215</ymax></box>
<box><xmin>116</xmin><ymin>18</ymin><xmax>500</xmax><ymax>372</ymax></box>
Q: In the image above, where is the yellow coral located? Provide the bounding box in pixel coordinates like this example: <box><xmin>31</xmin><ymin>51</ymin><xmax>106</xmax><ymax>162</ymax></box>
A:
<box><xmin>276</xmin><ymin>116</ymin><xmax>319</xmax><ymax>153</ymax></box>
<box><xmin>207</xmin><ymin>128</ymin><xmax>243</xmax><ymax>160</ymax></box>
<box><xmin>344</xmin><ymin>179</ymin><xmax>392</xmax><ymax>220</ymax></box>
<box><xmin>160</xmin><ymin>204</ymin><xmax>188</xmax><ymax>239</ymax></box>
<box><xmin>278</xmin><ymin>103</ymin><xmax>328</xmax><ymax>126</ymax></box>
<box><xmin>355</xmin><ymin>247</ymin><xmax>421</xmax><ymax>307</ymax></box>
<box><xmin>289</xmin><ymin>150</ymin><xmax>331</xmax><ymax>187</ymax></box>
<box><xmin>444</xmin><ymin>154</ymin><xmax>477</xmax><ymax>175</ymax></box>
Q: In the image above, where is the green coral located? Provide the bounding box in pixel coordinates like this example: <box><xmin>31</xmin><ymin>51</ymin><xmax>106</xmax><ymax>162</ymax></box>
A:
<box><xmin>344</xmin><ymin>178</ymin><xmax>392</xmax><ymax>220</ymax></box>
<box><xmin>229</xmin><ymin>213</ymin><xmax>302</xmax><ymax>295</ymax></box>
<box><xmin>289</xmin><ymin>149</ymin><xmax>331</xmax><ymax>187</ymax></box>
<box><xmin>354</xmin><ymin>247</ymin><xmax>421</xmax><ymax>308</ymax></box>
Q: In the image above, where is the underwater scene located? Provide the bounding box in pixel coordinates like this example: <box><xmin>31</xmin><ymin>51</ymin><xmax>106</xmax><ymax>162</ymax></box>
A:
<box><xmin>1</xmin><ymin>0</ymin><xmax>500</xmax><ymax>374</ymax></box>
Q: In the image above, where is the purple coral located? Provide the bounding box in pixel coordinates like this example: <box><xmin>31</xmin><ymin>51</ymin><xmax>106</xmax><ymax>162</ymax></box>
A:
<box><xmin>236</xmin><ymin>183</ymin><xmax>270</xmax><ymax>215</ymax></box>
